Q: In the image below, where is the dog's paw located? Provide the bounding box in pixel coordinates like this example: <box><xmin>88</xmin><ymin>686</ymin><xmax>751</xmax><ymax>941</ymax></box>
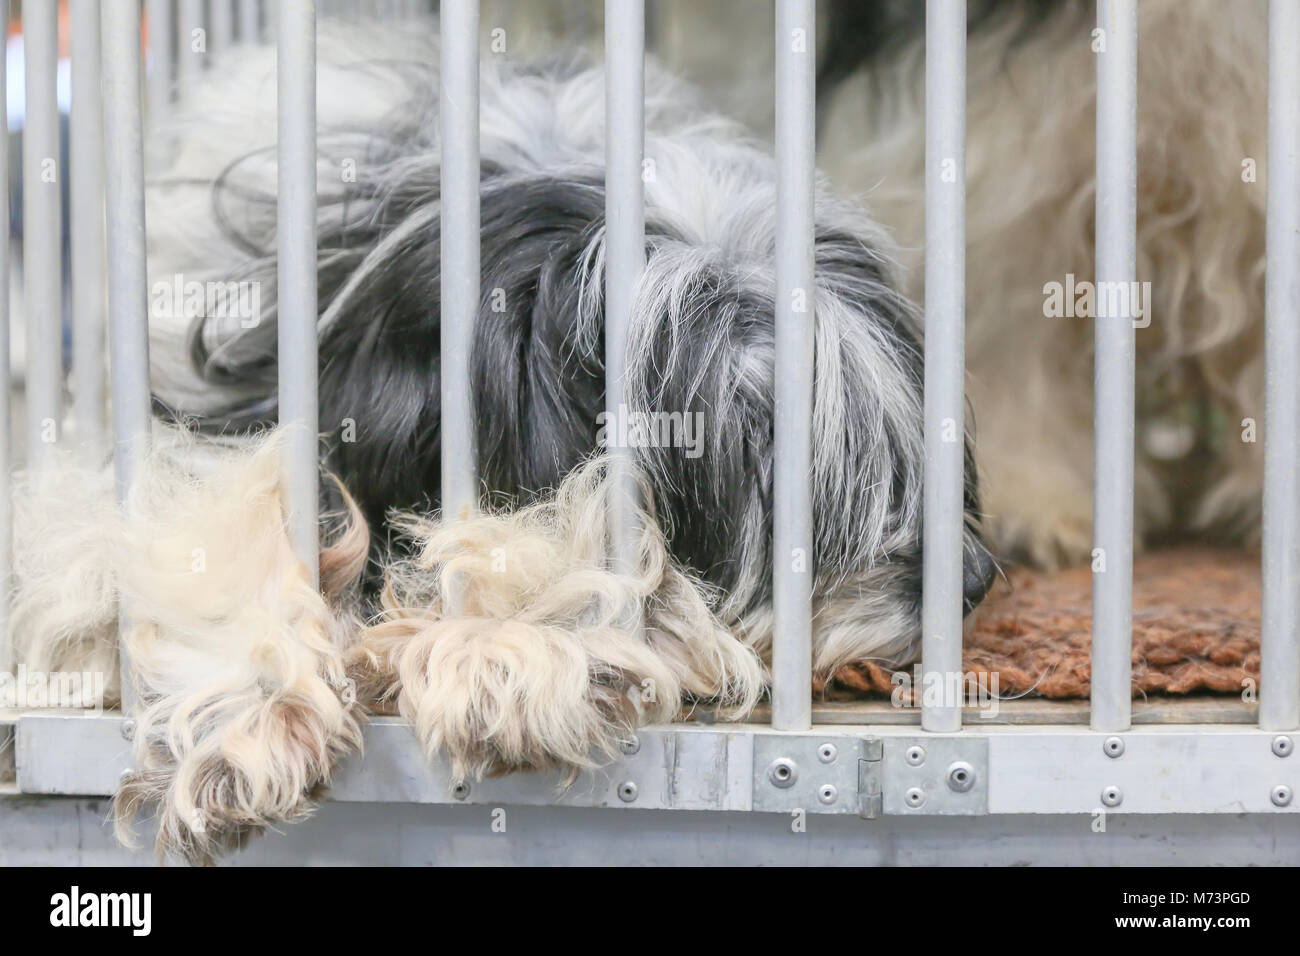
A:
<box><xmin>353</xmin><ymin>457</ymin><xmax>762</xmax><ymax>781</ymax></box>
<box><xmin>354</xmin><ymin>613</ymin><xmax>678</xmax><ymax>781</ymax></box>
<box><xmin>109</xmin><ymin>430</ymin><xmax>364</xmax><ymax>865</ymax></box>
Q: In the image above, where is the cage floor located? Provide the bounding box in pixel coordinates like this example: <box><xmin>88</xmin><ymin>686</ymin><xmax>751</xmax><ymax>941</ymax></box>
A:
<box><xmin>812</xmin><ymin>546</ymin><xmax>1259</xmax><ymax>709</ymax></box>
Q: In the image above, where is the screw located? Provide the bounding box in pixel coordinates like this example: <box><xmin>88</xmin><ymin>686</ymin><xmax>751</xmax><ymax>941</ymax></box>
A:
<box><xmin>905</xmin><ymin>786</ymin><xmax>926</xmax><ymax>808</ymax></box>
<box><xmin>905</xmin><ymin>745</ymin><xmax>926</xmax><ymax>767</ymax></box>
<box><xmin>118</xmin><ymin>769</ymin><xmax>133</xmax><ymax>785</ymax></box>
<box><xmin>120</xmin><ymin>719</ymin><xmax>135</xmax><ymax>741</ymax></box>
<box><xmin>618</xmin><ymin>781</ymin><xmax>639</xmax><ymax>803</ymax></box>
<box><xmin>619</xmin><ymin>735</ymin><xmax>641</xmax><ymax>756</ymax></box>
<box><xmin>818</xmin><ymin>784</ymin><xmax>838</xmax><ymax>805</ymax></box>
<box><xmin>451</xmin><ymin>781</ymin><xmax>471</xmax><ymax>801</ymax></box>
<box><xmin>1103</xmin><ymin>736</ymin><xmax>1125</xmax><ymax>758</ymax></box>
<box><xmin>767</xmin><ymin>757</ymin><xmax>798</xmax><ymax>789</ymax></box>
<box><xmin>946</xmin><ymin>760</ymin><xmax>976</xmax><ymax>793</ymax></box>
<box><xmin>1101</xmin><ymin>785</ymin><xmax>1123</xmax><ymax>807</ymax></box>
<box><xmin>1271</xmin><ymin>785</ymin><xmax>1293</xmax><ymax>808</ymax></box>
<box><xmin>817</xmin><ymin>742</ymin><xmax>838</xmax><ymax>763</ymax></box>
<box><xmin>1272</xmin><ymin>735</ymin><xmax>1293</xmax><ymax>758</ymax></box>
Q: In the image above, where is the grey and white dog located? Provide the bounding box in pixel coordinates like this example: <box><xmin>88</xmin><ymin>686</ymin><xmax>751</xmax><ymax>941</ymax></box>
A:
<box><xmin>15</xmin><ymin>19</ymin><xmax>995</xmax><ymax>861</ymax></box>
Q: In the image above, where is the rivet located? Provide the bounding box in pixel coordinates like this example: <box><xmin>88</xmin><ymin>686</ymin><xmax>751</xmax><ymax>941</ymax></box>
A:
<box><xmin>1101</xmin><ymin>785</ymin><xmax>1123</xmax><ymax>807</ymax></box>
<box><xmin>818</xmin><ymin>784</ymin><xmax>838</xmax><ymax>805</ymax></box>
<box><xmin>946</xmin><ymin>760</ymin><xmax>976</xmax><ymax>793</ymax></box>
<box><xmin>1103</xmin><ymin>735</ymin><xmax>1125</xmax><ymax>758</ymax></box>
<box><xmin>451</xmin><ymin>781</ymin><xmax>471</xmax><ymax>801</ymax></box>
<box><xmin>817</xmin><ymin>742</ymin><xmax>837</xmax><ymax>763</ymax></box>
<box><xmin>1271</xmin><ymin>784</ymin><xmax>1293</xmax><ymax>808</ymax></box>
<box><xmin>118</xmin><ymin>768</ymin><xmax>133</xmax><ymax>784</ymax></box>
<box><xmin>618</xmin><ymin>781</ymin><xmax>638</xmax><ymax>803</ymax></box>
<box><xmin>120</xmin><ymin>719</ymin><xmax>136</xmax><ymax>741</ymax></box>
<box><xmin>767</xmin><ymin>757</ymin><xmax>798</xmax><ymax>789</ymax></box>
<box><xmin>1272</xmin><ymin>735</ymin><xmax>1293</xmax><ymax>758</ymax></box>
<box><xmin>619</xmin><ymin>735</ymin><xmax>641</xmax><ymax>756</ymax></box>
<box><xmin>904</xmin><ymin>786</ymin><xmax>926</xmax><ymax>808</ymax></box>
<box><xmin>905</xmin><ymin>745</ymin><xmax>926</xmax><ymax>767</ymax></box>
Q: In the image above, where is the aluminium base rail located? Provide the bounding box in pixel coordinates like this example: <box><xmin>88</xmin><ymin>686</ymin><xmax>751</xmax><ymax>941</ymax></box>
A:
<box><xmin>7</xmin><ymin>711</ymin><xmax>1299</xmax><ymax>817</ymax></box>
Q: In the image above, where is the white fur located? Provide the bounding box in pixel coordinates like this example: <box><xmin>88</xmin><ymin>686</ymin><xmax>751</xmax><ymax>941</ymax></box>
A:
<box><xmin>352</xmin><ymin>458</ymin><xmax>764</xmax><ymax>782</ymax></box>
<box><xmin>111</xmin><ymin>429</ymin><xmax>363</xmax><ymax>864</ymax></box>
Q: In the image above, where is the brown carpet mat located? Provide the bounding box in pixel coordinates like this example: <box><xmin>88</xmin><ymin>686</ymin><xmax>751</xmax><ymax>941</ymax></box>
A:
<box><xmin>817</xmin><ymin>548</ymin><xmax>1260</xmax><ymax>701</ymax></box>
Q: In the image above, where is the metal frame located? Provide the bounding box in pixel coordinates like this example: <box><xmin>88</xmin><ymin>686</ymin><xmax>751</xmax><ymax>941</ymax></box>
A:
<box><xmin>10</xmin><ymin>713</ymin><xmax>1298</xmax><ymax>817</ymax></box>
<box><xmin>3</xmin><ymin>0</ymin><xmax>1300</xmax><ymax>853</ymax></box>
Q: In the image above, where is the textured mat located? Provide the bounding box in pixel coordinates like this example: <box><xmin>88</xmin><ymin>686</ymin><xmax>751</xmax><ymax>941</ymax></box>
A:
<box><xmin>818</xmin><ymin>548</ymin><xmax>1260</xmax><ymax>700</ymax></box>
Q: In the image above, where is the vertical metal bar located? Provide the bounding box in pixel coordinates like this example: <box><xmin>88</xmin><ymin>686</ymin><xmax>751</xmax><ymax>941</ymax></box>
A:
<box><xmin>440</xmin><ymin>0</ymin><xmax>479</xmax><ymax>520</ymax></box>
<box><xmin>239</xmin><ymin>0</ymin><xmax>261</xmax><ymax>42</ymax></box>
<box><xmin>603</xmin><ymin>0</ymin><xmax>643</xmax><ymax>584</ymax></box>
<box><xmin>23</xmin><ymin>0</ymin><xmax>63</xmax><ymax>469</ymax></box>
<box><xmin>0</xmin><ymin>0</ymin><xmax>10</xmax><ymax>674</ymax></box>
<box><xmin>146</xmin><ymin>0</ymin><xmax>174</xmax><ymax>114</ymax></box>
<box><xmin>178</xmin><ymin>0</ymin><xmax>206</xmax><ymax>86</ymax></box>
<box><xmin>103</xmin><ymin>0</ymin><xmax>153</xmax><ymax>715</ymax></box>
<box><xmin>772</xmin><ymin>0</ymin><xmax>815</xmax><ymax>731</ymax></box>
<box><xmin>1091</xmin><ymin>0</ymin><xmax>1137</xmax><ymax>733</ymax></box>
<box><xmin>211</xmin><ymin>0</ymin><xmax>236</xmax><ymax>53</ymax></box>
<box><xmin>1263</xmin><ymin>0</ymin><xmax>1300</xmax><ymax>732</ymax></box>
<box><xmin>278</xmin><ymin>0</ymin><xmax>320</xmax><ymax>585</ymax></box>
<box><xmin>921</xmin><ymin>0</ymin><xmax>967</xmax><ymax>734</ymax></box>
<box><xmin>72</xmin><ymin>0</ymin><xmax>107</xmax><ymax>464</ymax></box>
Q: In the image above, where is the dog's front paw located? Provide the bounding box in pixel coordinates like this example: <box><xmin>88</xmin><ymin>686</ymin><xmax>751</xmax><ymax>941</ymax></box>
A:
<box><xmin>354</xmin><ymin>613</ymin><xmax>679</xmax><ymax>781</ymax></box>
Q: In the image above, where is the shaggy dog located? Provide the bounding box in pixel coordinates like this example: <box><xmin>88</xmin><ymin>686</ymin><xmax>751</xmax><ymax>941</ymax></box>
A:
<box><xmin>820</xmin><ymin>0</ymin><xmax>1268</xmax><ymax>568</ymax></box>
<box><xmin>13</xmin><ymin>18</ymin><xmax>996</xmax><ymax>860</ymax></box>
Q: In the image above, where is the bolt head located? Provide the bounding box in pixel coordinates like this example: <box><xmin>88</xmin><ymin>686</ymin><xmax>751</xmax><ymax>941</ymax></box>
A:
<box><xmin>617</xmin><ymin>781</ymin><xmax>638</xmax><ymax>803</ymax></box>
<box><xmin>767</xmin><ymin>757</ymin><xmax>798</xmax><ymax>789</ymax></box>
<box><xmin>1272</xmin><ymin>784</ymin><xmax>1293</xmax><ymax>808</ymax></box>
<box><xmin>619</xmin><ymin>735</ymin><xmax>641</xmax><ymax>756</ymax></box>
<box><xmin>1101</xmin><ymin>785</ymin><xmax>1123</xmax><ymax>807</ymax></box>
<box><xmin>817</xmin><ymin>742</ymin><xmax>837</xmax><ymax>763</ymax></box>
<box><xmin>1272</xmin><ymin>735</ymin><xmax>1294</xmax><ymax>758</ymax></box>
<box><xmin>451</xmin><ymin>781</ymin><xmax>471</xmax><ymax>801</ymax></box>
<box><xmin>1103</xmin><ymin>735</ymin><xmax>1125</xmax><ymax>758</ymax></box>
<box><xmin>946</xmin><ymin>760</ymin><xmax>976</xmax><ymax>793</ymax></box>
<box><xmin>120</xmin><ymin>719</ymin><xmax>136</xmax><ymax>741</ymax></box>
<box><xmin>818</xmin><ymin>784</ymin><xmax>838</xmax><ymax>805</ymax></box>
<box><xmin>905</xmin><ymin>786</ymin><xmax>926</xmax><ymax>808</ymax></box>
<box><xmin>905</xmin><ymin>745</ymin><xmax>926</xmax><ymax>767</ymax></box>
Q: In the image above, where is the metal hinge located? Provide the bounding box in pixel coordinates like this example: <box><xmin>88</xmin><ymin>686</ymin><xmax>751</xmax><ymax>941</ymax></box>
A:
<box><xmin>858</xmin><ymin>736</ymin><xmax>883</xmax><ymax>819</ymax></box>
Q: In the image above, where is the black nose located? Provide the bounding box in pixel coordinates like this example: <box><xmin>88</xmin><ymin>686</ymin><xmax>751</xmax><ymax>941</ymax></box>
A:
<box><xmin>962</xmin><ymin>539</ymin><xmax>998</xmax><ymax>611</ymax></box>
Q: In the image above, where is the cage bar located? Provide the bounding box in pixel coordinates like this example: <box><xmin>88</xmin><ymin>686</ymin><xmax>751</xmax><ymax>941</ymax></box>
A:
<box><xmin>0</xmin><ymin>1</ymin><xmax>10</xmax><ymax>672</ymax></box>
<box><xmin>1262</xmin><ymin>0</ymin><xmax>1300</xmax><ymax>732</ymax></box>
<box><xmin>239</xmin><ymin>0</ymin><xmax>262</xmax><ymax>42</ymax></box>
<box><xmin>22</xmin><ymin>0</ymin><xmax>63</xmax><ymax>470</ymax></box>
<box><xmin>147</xmin><ymin>0</ymin><xmax>174</xmax><ymax>113</ymax></box>
<box><xmin>920</xmin><ymin>0</ymin><xmax>967</xmax><ymax>734</ymax></box>
<box><xmin>178</xmin><ymin>0</ymin><xmax>206</xmax><ymax>86</ymax></box>
<box><xmin>211</xmin><ymin>0</ymin><xmax>236</xmax><ymax>54</ymax></box>
<box><xmin>772</xmin><ymin>0</ymin><xmax>816</xmax><ymax>731</ymax></box>
<box><xmin>278</xmin><ymin>1</ymin><xmax>321</xmax><ymax>584</ymax></box>
<box><xmin>1091</xmin><ymin>0</ymin><xmax>1137</xmax><ymax>733</ymax></box>
<box><xmin>71</xmin><ymin>0</ymin><xmax>108</xmax><ymax>464</ymax></box>
<box><xmin>439</xmin><ymin>0</ymin><xmax>480</xmax><ymax>521</ymax></box>
<box><xmin>603</xmin><ymin>0</ymin><xmax>645</xmax><ymax>584</ymax></box>
<box><xmin>102</xmin><ymin>0</ymin><xmax>154</xmax><ymax>715</ymax></box>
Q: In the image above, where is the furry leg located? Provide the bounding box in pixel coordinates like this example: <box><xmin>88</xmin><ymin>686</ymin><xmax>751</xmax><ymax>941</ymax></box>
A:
<box><xmin>10</xmin><ymin>457</ymin><xmax>122</xmax><ymax>705</ymax></box>
<box><xmin>111</xmin><ymin>430</ymin><xmax>366</xmax><ymax>865</ymax></box>
<box><xmin>350</xmin><ymin>457</ymin><xmax>764</xmax><ymax>782</ymax></box>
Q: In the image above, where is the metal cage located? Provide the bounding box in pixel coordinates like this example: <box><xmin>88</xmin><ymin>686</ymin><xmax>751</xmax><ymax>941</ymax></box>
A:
<box><xmin>1</xmin><ymin>0</ymin><xmax>1299</xmax><ymax>864</ymax></box>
